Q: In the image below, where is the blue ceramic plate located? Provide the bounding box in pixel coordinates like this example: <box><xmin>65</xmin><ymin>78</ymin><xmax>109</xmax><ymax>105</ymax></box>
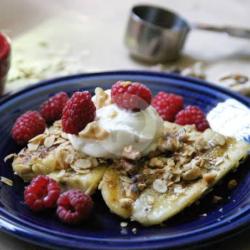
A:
<box><xmin>0</xmin><ymin>71</ymin><xmax>249</xmax><ymax>250</ymax></box>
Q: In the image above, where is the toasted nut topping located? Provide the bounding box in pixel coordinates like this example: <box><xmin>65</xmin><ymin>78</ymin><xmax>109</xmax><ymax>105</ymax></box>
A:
<box><xmin>149</xmin><ymin>157</ymin><xmax>165</xmax><ymax>168</ymax></box>
<box><xmin>228</xmin><ymin>179</ymin><xmax>237</xmax><ymax>190</ymax></box>
<box><xmin>182</xmin><ymin>166</ymin><xmax>202</xmax><ymax>181</ymax></box>
<box><xmin>27</xmin><ymin>143</ymin><xmax>40</xmax><ymax>151</ymax></box>
<box><xmin>44</xmin><ymin>135</ymin><xmax>56</xmax><ymax>148</ymax></box>
<box><xmin>93</xmin><ymin>87</ymin><xmax>112</xmax><ymax>109</ymax></box>
<box><xmin>203</xmin><ymin>172</ymin><xmax>217</xmax><ymax>185</ymax></box>
<box><xmin>122</xmin><ymin>145</ymin><xmax>141</xmax><ymax>160</ymax></box>
<box><xmin>79</xmin><ymin>121</ymin><xmax>110</xmax><ymax>140</ymax></box>
<box><xmin>29</xmin><ymin>134</ymin><xmax>45</xmax><ymax>144</ymax></box>
<box><xmin>1</xmin><ymin>177</ymin><xmax>13</xmax><ymax>186</ymax></box>
<box><xmin>153</xmin><ymin>179</ymin><xmax>168</xmax><ymax>193</ymax></box>
<box><xmin>72</xmin><ymin>159</ymin><xmax>92</xmax><ymax>170</ymax></box>
<box><xmin>159</xmin><ymin>137</ymin><xmax>181</xmax><ymax>152</ymax></box>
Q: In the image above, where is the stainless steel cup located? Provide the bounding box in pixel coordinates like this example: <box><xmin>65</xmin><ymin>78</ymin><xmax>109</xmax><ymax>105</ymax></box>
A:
<box><xmin>125</xmin><ymin>5</ymin><xmax>190</xmax><ymax>63</ymax></box>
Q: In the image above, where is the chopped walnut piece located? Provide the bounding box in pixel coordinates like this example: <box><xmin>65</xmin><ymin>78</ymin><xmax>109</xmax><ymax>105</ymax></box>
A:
<box><xmin>203</xmin><ymin>172</ymin><xmax>217</xmax><ymax>185</ymax></box>
<box><xmin>149</xmin><ymin>157</ymin><xmax>165</xmax><ymax>168</ymax></box>
<box><xmin>176</xmin><ymin>128</ymin><xmax>189</xmax><ymax>142</ymax></box>
<box><xmin>120</xmin><ymin>159</ymin><xmax>136</xmax><ymax>174</ymax></box>
<box><xmin>122</xmin><ymin>145</ymin><xmax>141</xmax><ymax>160</ymax></box>
<box><xmin>227</xmin><ymin>179</ymin><xmax>237</xmax><ymax>190</ymax></box>
<box><xmin>182</xmin><ymin>166</ymin><xmax>202</xmax><ymax>181</ymax></box>
<box><xmin>79</xmin><ymin>121</ymin><xmax>110</xmax><ymax>140</ymax></box>
<box><xmin>93</xmin><ymin>87</ymin><xmax>112</xmax><ymax>109</ymax></box>
<box><xmin>158</xmin><ymin>136</ymin><xmax>181</xmax><ymax>152</ymax></box>
<box><xmin>195</xmin><ymin>136</ymin><xmax>208</xmax><ymax>151</ymax></box>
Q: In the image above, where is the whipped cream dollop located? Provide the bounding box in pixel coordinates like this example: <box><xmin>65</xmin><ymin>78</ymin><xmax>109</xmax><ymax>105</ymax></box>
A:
<box><xmin>68</xmin><ymin>103</ymin><xmax>164</xmax><ymax>158</ymax></box>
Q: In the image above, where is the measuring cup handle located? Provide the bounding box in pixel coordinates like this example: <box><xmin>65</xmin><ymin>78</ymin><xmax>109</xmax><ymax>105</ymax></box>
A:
<box><xmin>192</xmin><ymin>23</ymin><xmax>250</xmax><ymax>39</ymax></box>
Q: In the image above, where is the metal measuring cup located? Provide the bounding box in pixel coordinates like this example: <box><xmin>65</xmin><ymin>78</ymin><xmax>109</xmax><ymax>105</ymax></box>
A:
<box><xmin>125</xmin><ymin>5</ymin><xmax>250</xmax><ymax>63</ymax></box>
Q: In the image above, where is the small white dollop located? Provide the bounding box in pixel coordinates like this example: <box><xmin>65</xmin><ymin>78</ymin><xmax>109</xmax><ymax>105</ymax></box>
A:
<box><xmin>68</xmin><ymin>104</ymin><xmax>164</xmax><ymax>158</ymax></box>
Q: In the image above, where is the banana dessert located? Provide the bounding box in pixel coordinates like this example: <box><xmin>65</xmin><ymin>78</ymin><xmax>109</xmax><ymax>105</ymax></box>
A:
<box><xmin>8</xmin><ymin>81</ymin><xmax>249</xmax><ymax>225</ymax></box>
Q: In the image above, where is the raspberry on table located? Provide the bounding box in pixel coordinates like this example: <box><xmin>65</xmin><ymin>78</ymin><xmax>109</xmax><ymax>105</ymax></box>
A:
<box><xmin>175</xmin><ymin>105</ymin><xmax>210</xmax><ymax>132</ymax></box>
<box><xmin>24</xmin><ymin>175</ymin><xmax>61</xmax><ymax>212</ymax></box>
<box><xmin>62</xmin><ymin>91</ymin><xmax>96</xmax><ymax>134</ymax></box>
<box><xmin>57</xmin><ymin>190</ymin><xmax>93</xmax><ymax>224</ymax></box>
<box><xmin>111</xmin><ymin>81</ymin><xmax>152</xmax><ymax>111</ymax></box>
<box><xmin>40</xmin><ymin>91</ymin><xmax>69</xmax><ymax>123</ymax></box>
<box><xmin>11</xmin><ymin>111</ymin><xmax>46</xmax><ymax>144</ymax></box>
<box><xmin>152</xmin><ymin>92</ymin><xmax>184</xmax><ymax>122</ymax></box>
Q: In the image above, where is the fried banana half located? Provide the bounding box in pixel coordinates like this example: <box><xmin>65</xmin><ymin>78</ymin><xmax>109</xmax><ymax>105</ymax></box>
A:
<box><xmin>100</xmin><ymin>122</ymin><xmax>249</xmax><ymax>226</ymax></box>
<box><xmin>11</xmin><ymin>121</ymin><xmax>107</xmax><ymax>195</ymax></box>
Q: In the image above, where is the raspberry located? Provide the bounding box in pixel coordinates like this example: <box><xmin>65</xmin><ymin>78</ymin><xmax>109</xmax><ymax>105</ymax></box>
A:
<box><xmin>175</xmin><ymin>105</ymin><xmax>210</xmax><ymax>132</ymax></box>
<box><xmin>111</xmin><ymin>81</ymin><xmax>152</xmax><ymax>111</ymax></box>
<box><xmin>11</xmin><ymin>111</ymin><xmax>46</xmax><ymax>144</ymax></box>
<box><xmin>152</xmin><ymin>92</ymin><xmax>184</xmax><ymax>121</ymax></box>
<box><xmin>57</xmin><ymin>190</ymin><xmax>93</xmax><ymax>224</ymax></box>
<box><xmin>62</xmin><ymin>91</ymin><xmax>96</xmax><ymax>134</ymax></box>
<box><xmin>40</xmin><ymin>91</ymin><xmax>69</xmax><ymax>123</ymax></box>
<box><xmin>24</xmin><ymin>175</ymin><xmax>61</xmax><ymax>212</ymax></box>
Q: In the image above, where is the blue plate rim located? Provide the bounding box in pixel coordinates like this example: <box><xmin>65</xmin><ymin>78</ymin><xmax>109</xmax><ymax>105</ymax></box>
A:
<box><xmin>0</xmin><ymin>70</ymin><xmax>249</xmax><ymax>250</ymax></box>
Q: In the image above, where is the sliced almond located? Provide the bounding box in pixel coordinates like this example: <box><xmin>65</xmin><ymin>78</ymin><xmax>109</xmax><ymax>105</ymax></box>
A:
<box><xmin>44</xmin><ymin>135</ymin><xmax>55</xmax><ymax>148</ymax></box>
<box><xmin>79</xmin><ymin>121</ymin><xmax>110</xmax><ymax>140</ymax></box>
<box><xmin>72</xmin><ymin>158</ymin><xmax>92</xmax><ymax>170</ymax></box>
<box><xmin>122</xmin><ymin>145</ymin><xmax>141</xmax><ymax>160</ymax></box>
<box><xmin>27</xmin><ymin>143</ymin><xmax>40</xmax><ymax>151</ymax></box>
<box><xmin>29</xmin><ymin>134</ymin><xmax>45</xmax><ymax>144</ymax></box>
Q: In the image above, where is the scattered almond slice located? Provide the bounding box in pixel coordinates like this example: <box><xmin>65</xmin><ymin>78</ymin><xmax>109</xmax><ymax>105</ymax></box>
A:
<box><xmin>79</xmin><ymin>121</ymin><xmax>110</xmax><ymax>140</ymax></box>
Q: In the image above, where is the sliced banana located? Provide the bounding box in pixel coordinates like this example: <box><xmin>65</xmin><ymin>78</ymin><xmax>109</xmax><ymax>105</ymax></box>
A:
<box><xmin>48</xmin><ymin>166</ymin><xmax>106</xmax><ymax>195</ymax></box>
<box><xmin>100</xmin><ymin>168</ymin><xmax>134</xmax><ymax>219</ymax></box>
<box><xmin>132</xmin><ymin>140</ymin><xmax>249</xmax><ymax>226</ymax></box>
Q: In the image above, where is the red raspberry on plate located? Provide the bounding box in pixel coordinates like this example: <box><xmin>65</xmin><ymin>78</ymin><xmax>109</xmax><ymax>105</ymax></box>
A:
<box><xmin>111</xmin><ymin>81</ymin><xmax>152</xmax><ymax>111</ymax></box>
<box><xmin>11</xmin><ymin>111</ymin><xmax>46</xmax><ymax>144</ymax></box>
<box><xmin>40</xmin><ymin>91</ymin><xmax>69</xmax><ymax>123</ymax></box>
<box><xmin>62</xmin><ymin>91</ymin><xmax>96</xmax><ymax>134</ymax></box>
<box><xmin>175</xmin><ymin>105</ymin><xmax>210</xmax><ymax>132</ymax></box>
<box><xmin>57</xmin><ymin>190</ymin><xmax>93</xmax><ymax>224</ymax></box>
<box><xmin>24</xmin><ymin>175</ymin><xmax>61</xmax><ymax>212</ymax></box>
<box><xmin>152</xmin><ymin>92</ymin><xmax>184</xmax><ymax>121</ymax></box>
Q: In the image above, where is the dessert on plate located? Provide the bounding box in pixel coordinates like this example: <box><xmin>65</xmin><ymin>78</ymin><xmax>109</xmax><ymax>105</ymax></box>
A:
<box><xmin>8</xmin><ymin>81</ymin><xmax>249</xmax><ymax>226</ymax></box>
